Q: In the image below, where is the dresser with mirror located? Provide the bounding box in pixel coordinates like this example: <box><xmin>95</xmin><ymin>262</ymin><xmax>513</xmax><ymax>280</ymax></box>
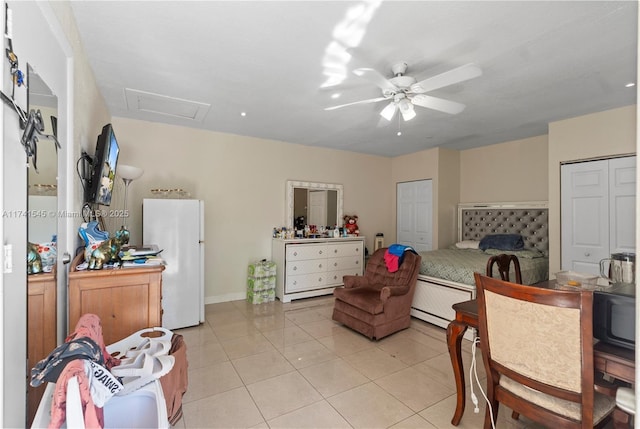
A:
<box><xmin>273</xmin><ymin>181</ymin><xmax>364</xmax><ymax>302</ymax></box>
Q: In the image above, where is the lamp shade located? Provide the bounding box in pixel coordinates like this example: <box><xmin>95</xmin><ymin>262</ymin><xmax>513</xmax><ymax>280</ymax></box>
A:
<box><xmin>379</xmin><ymin>102</ymin><xmax>397</xmax><ymax>121</ymax></box>
<box><xmin>118</xmin><ymin>165</ymin><xmax>144</xmax><ymax>181</ymax></box>
<box><xmin>399</xmin><ymin>99</ymin><xmax>416</xmax><ymax>121</ymax></box>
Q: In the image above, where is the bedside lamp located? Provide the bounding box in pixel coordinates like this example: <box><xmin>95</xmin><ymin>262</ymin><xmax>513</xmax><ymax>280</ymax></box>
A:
<box><xmin>118</xmin><ymin>164</ymin><xmax>144</xmax><ymax>231</ymax></box>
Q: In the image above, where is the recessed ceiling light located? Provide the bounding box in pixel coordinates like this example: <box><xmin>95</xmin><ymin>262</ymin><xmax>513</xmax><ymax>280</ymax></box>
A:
<box><xmin>625</xmin><ymin>82</ymin><xmax>635</xmax><ymax>88</ymax></box>
<box><xmin>397</xmin><ymin>131</ymin><xmax>402</xmax><ymax>136</ymax></box>
<box><xmin>331</xmin><ymin>93</ymin><xmax>341</xmax><ymax>99</ymax></box>
<box><xmin>240</xmin><ymin>112</ymin><xmax>247</xmax><ymax>117</ymax></box>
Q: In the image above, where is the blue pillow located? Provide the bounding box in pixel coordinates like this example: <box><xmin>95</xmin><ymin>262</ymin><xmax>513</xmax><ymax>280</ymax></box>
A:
<box><xmin>479</xmin><ymin>234</ymin><xmax>525</xmax><ymax>251</ymax></box>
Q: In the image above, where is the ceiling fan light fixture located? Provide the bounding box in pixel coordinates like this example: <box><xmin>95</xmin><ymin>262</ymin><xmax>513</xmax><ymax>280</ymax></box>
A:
<box><xmin>380</xmin><ymin>102</ymin><xmax>397</xmax><ymax>121</ymax></box>
<box><xmin>399</xmin><ymin>99</ymin><xmax>416</xmax><ymax>121</ymax></box>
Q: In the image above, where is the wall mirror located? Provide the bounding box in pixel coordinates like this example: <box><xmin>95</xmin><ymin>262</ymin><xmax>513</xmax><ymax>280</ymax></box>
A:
<box><xmin>26</xmin><ymin>63</ymin><xmax>58</xmax><ymax>426</ymax></box>
<box><xmin>285</xmin><ymin>180</ymin><xmax>343</xmax><ymax>230</ymax></box>
<box><xmin>27</xmin><ymin>65</ymin><xmax>58</xmax><ymax>246</ymax></box>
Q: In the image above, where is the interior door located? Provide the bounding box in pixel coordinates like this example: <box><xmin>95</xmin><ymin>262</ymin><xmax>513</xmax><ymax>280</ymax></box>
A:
<box><xmin>397</xmin><ymin>179</ymin><xmax>432</xmax><ymax>252</ymax></box>
<box><xmin>561</xmin><ymin>156</ymin><xmax>637</xmax><ymax>275</ymax></box>
<box><xmin>308</xmin><ymin>190</ymin><xmax>328</xmax><ymax>226</ymax></box>
<box><xmin>561</xmin><ymin>160</ymin><xmax>609</xmax><ymax>274</ymax></box>
<box><xmin>609</xmin><ymin>156</ymin><xmax>636</xmax><ymax>254</ymax></box>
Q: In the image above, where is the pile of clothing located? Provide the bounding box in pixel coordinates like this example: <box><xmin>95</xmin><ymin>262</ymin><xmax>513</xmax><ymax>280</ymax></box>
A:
<box><xmin>30</xmin><ymin>315</ymin><xmax>181</xmax><ymax>428</ymax></box>
<box><xmin>31</xmin><ymin>314</ymin><xmax>122</xmax><ymax>427</ymax></box>
<box><xmin>384</xmin><ymin>244</ymin><xmax>418</xmax><ymax>273</ymax></box>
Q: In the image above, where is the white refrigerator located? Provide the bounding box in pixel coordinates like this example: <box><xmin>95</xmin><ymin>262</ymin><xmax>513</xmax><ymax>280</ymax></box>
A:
<box><xmin>143</xmin><ymin>198</ymin><xmax>205</xmax><ymax>329</ymax></box>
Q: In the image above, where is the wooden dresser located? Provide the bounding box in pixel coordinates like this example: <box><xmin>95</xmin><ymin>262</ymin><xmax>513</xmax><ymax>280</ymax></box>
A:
<box><xmin>68</xmin><ymin>254</ymin><xmax>164</xmax><ymax>345</ymax></box>
<box><xmin>27</xmin><ymin>269</ymin><xmax>57</xmax><ymax>427</ymax></box>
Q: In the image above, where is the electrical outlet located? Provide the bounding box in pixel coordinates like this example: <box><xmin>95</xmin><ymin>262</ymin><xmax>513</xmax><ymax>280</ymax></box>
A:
<box><xmin>4</xmin><ymin>244</ymin><xmax>13</xmax><ymax>273</ymax></box>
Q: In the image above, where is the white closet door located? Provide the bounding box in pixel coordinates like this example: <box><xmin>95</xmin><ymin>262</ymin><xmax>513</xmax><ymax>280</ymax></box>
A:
<box><xmin>397</xmin><ymin>179</ymin><xmax>432</xmax><ymax>252</ymax></box>
<box><xmin>561</xmin><ymin>160</ymin><xmax>609</xmax><ymax>274</ymax></box>
<box><xmin>561</xmin><ymin>156</ymin><xmax>636</xmax><ymax>275</ymax></box>
<box><xmin>609</xmin><ymin>156</ymin><xmax>636</xmax><ymax>253</ymax></box>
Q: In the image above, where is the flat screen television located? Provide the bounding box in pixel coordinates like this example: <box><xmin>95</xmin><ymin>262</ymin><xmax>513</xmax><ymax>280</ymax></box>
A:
<box><xmin>86</xmin><ymin>124</ymin><xmax>120</xmax><ymax>206</ymax></box>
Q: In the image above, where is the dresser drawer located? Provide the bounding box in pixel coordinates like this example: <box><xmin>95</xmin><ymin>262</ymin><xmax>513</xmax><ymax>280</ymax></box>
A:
<box><xmin>326</xmin><ymin>268</ymin><xmax>362</xmax><ymax>286</ymax></box>
<box><xmin>286</xmin><ymin>273</ymin><xmax>326</xmax><ymax>292</ymax></box>
<box><xmin>327</xmin><ymin>256</ymin><xmax>362</xmax><ymax>272</ymax></box>
<box><xmin>286</xmin><ymin>259</ymin><xmax>327</xmax><ymax>276</ymax></box>
<box><xmin>286</xmin><ymin>243</ymin><xmax>328</xmax><ymax>260</ymax></box>
<box><xmin>327</xmin><ymin>242</ymin><xmax>363</xmax><ymax>257</ymax></box>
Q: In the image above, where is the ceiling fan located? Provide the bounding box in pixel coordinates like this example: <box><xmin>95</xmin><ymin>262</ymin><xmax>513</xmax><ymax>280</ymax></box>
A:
<box><xmin>325</xmin><ymin>62</ymin><xmax>482</xmax><ymax>121</ymax></box>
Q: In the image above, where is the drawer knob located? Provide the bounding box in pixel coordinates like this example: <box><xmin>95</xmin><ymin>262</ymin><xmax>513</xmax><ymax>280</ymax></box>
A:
<box><xmin>356</xmin><ymin>248</ymin><xmax>360</xmax><ymax>252</ymax></box>
<box><xmin>355</xmin><ymin>261</ymin><xmax>359</xmax><ymax>265</ymax></box>
<box><xmin>334</xmin><ymin>249</ymin><xmax>338</xmax><ymax>253</ymax></box>
<box><xmin>585</xmin><ymin>252</ymin><xmax>591</xmax><ymax>257</ymax></box>
<box><xmin>293</xmin><ymin>252</ymin><xmax>298</xmax><ymax>256</ymax></box>
<box><xmin>318</xmin><ymin>264</ymin><xmax>322</xmax><ymax>268</ymax></box>
<box><xmin>293</xmin><ymin>280</ymin><xmax>297</xmax><ymax>285</ymax></box>
<box><xmin>334</xmin><ymin>262</ymin><xmax>338</xmax><ymax>267</ymax></box>
<box><xmin>318</xmin><ymin>277</ymin><xmax>322</xmax><ymax>282</ymax></box>
<box><xmin>293</xmin><ymin>266</ymin><xmax>297</xmax><ymax>271</ymax></box>
<box><xmin>319</xmin><ymin>250</ymin><xmax>323</xmax><ymax>255</ymax></box>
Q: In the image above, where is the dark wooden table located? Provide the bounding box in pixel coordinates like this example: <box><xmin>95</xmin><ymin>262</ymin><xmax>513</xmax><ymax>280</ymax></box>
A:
<box><xmin>446</xmin><ymin>296</ymin><xmax>635</xmax><ymax>426</ymax></box>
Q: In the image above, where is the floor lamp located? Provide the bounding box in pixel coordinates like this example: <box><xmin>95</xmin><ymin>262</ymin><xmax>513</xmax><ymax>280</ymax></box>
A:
<box><xmin>118</xmin><ymin>164</ymin><xmax>144</xmax><ymax>236</ymax></box>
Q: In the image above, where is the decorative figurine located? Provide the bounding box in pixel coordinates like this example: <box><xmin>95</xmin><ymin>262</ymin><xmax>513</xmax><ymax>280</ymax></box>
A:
<box><xmin>88</xmin><ymin>226</ymin><xmax>130</xmax><ymax>270</ymax></box>
<box><xmin>27</xmin><ymin>242</ymin><xmax>43</xmax><ymax>274</ymax></box>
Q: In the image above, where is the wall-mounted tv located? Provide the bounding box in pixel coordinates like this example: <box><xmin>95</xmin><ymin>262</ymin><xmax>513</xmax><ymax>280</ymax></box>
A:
<box><xmin>86</xmin><ymin>123</ymin><xmax>120</xmax><ymax>206</ymax></box>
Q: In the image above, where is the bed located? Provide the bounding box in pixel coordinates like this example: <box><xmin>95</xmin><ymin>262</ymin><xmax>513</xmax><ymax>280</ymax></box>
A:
<box><xmin>410</xmin><ymin>202</ymin><xmax>549</xmax><ymax>334</ymax></box>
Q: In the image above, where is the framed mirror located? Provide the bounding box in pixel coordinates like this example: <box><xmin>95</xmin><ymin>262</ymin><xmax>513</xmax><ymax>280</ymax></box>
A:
<box><xmin>28</xmin><ymin>65</ymin><xmax>58</xmax><ymax>247</ymax></box>
<box><xmin>285</xmin><ymin>180</ymin><xmax>343</xmax><ymax>230</ymax></box>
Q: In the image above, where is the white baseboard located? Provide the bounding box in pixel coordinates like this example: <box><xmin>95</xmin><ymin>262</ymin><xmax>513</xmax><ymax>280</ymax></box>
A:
<box><xmin>205</xmin><ymin>292</ymin><xmax>245</xmax><ymax>305</ymax></box>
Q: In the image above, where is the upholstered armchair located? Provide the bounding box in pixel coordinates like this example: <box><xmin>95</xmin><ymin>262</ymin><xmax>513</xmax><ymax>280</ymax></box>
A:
<box><xmin>332</xmin><ymin>247</ymin><xmax>421</xmax><ymax>340</ymax></box>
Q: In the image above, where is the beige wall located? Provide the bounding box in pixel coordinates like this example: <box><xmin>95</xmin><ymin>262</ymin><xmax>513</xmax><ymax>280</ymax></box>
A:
<box><xmin>51</xmin><ymin>1</ymin><xmax>112</xmax><ymax>211</ymax></box>
<box><xmin>437</xmin><ymin>148</ymin><xmax>461</xmax><ymax>247</ymax></box>
<box><xmin>548</xmin><ymin>105</ymin><xmax>637</xmax><ymax>275</ymax></box>
<box><xmin>110</xmin><ymin>117</ymin><xmax>393</xmax><ymax>302</ymax></box>
<box><xmin>460</xmin><ymin>135</ymin><xmax>549</xmax><ymax>203</ymax></box>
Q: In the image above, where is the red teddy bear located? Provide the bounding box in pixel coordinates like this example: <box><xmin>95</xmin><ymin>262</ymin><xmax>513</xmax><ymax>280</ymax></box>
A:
<box><xmin>343</xmin><ymin>215</ymin><xmax>360</xmax><ymax>236</ymax></box>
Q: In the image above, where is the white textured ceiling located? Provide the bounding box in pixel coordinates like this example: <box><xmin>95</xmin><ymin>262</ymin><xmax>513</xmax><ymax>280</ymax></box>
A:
<box><xmin>69</xmin><ymin>1</ymin><xmax>637</xmax><ymax>157</ymax></box>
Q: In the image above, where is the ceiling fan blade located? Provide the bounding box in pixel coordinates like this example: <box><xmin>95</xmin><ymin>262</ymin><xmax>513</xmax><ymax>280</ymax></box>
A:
<box><xmin>324</xmin><ymin>96</ymin><xmax>389</xmax><ymax>111</ymax></box>
<box><xmin>411</xmin><ymin>94</ymin><xmax>466</xmax><ymax>115</ymax></box>
<box><xmin>379</xmin><ymin>101</ymin><xmax>397</xmax><ymax>121</ymax></box>
<box><xmin>410</xmin><ymin>63</ymin><xmax>482</xmax><ymax>94</ymax></box>
<box><xmin>353</xmin><ymin>68</ymin><xmax>398</xmax><ymax>93</ymax></box>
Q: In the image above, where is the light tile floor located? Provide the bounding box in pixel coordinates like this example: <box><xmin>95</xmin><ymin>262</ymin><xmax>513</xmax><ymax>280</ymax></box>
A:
<box><xmin>171</xmin><ymin>296</ymin><xmax>611</xmax><ymax>429</ymax></box>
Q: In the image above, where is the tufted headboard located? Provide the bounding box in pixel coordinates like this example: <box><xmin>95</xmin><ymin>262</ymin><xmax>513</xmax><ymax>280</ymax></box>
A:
<box><xmin>457</xmin><ymin>202</ymin><xmax>549</xmax><ymax>254</ymax></box>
